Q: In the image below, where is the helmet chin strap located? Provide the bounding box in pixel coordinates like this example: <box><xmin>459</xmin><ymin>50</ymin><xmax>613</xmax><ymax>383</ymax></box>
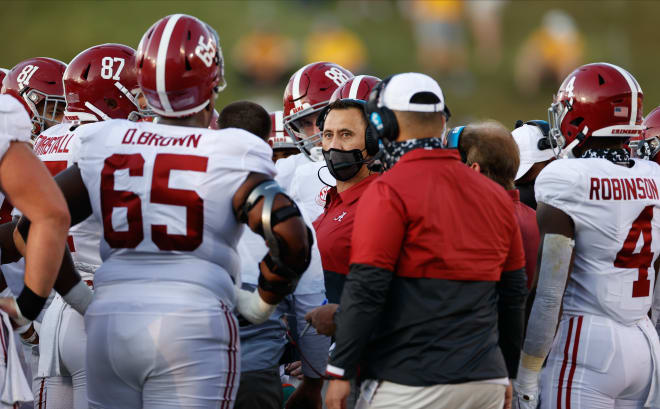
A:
<box><xmin>560</xmin><ymin>138</ymin><xmax>580</xmax><ymax>159</ymax></box>
<box><xmin>114</xmin><ymin>81</ymin><xmax>140</xmax><ymax>109</ymax></box>
<box><xmin>84</xmin><ymin>102</ymin><xmax>110</xmax><ymax>121</ymax></box>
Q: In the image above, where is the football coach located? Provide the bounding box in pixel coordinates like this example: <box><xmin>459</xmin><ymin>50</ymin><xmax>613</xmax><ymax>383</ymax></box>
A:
<box><xmin>324</xmin><ymin>73</ymin><xmax>528</xmax><ymax>409</ymax></box>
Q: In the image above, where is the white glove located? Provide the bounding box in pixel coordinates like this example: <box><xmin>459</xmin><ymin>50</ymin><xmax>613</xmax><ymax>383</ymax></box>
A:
<box><xmin>512</xmin><ymin>366</ymin><xmax>540</xmax><ymax>409</ymax></box>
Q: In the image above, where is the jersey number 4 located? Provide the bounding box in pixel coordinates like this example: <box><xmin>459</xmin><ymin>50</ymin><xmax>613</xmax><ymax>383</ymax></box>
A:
<box><xmin>614</xmin><ymin>205</ymin><xmax>653</xmax><ymax>297</ymax></box>
<box><xmin>100</xmin><ymin>153</ymin><xmax>208</xmax><ymax>251</ymax></box>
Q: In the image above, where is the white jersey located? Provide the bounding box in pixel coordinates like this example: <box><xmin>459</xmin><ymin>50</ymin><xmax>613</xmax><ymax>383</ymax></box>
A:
<box><xmin>34</xmin><ymin>123</ymin><xmax>102</xmax><ymax>280</ymax></box>
<box><xmin>74</xmin><ymin>119</ymin><xmax>275</xmax><ymax>302</ymax></box>
<box><xmin>0</xmin><ymin>94</ymin><xmax>31</xmax><ymax>161</ymax></box>
<box><xmin>536</xmin><ymin>158</ymin><xmax>660</xmax><ymax>325</ymax></box>
<box><xmin>266</xmin><ymin>153</ymin><xmax>334</xmax><ymax>294</ymax></box>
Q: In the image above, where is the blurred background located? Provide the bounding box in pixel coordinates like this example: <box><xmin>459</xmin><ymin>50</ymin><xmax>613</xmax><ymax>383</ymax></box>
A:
<box><xmin>1</xmin><ymin>0</ymin><xmax>656</xmax><ymax>128</ymax></box>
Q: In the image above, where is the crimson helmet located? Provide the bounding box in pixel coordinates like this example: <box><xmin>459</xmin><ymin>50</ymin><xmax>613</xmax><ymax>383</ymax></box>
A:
<box><xmin>0</xmin><ymin>69</ymin><xmax>8</xmax><ymax>86</ymax></box>
<box><xmin>329</xmin><ymin>75</ymin><xmax>381</xmax><ymax>103</ymax></box>
<box><xmin>633</xmin><ymin>107</ymin><xmax>660</xmax><ymax>162</ymax></box>
<box><xmin>63</xmin><ymin>44</ymin><xmax>142</xmax><ymax>123</ymax></box>
<box><xmin>268</xmin><ymin>110</ymin><xmax>295</xmax><ymax>150</ymax></box>
<box><xmin>1</xmin><ymin>57</ymin><xmax>66</xmax><ymax>137</ymax></box>
<box><xmin>548</xmin><ymin>63</ymin><xmax>643</xmax><ymax>156</ymax></box>
<box><xmin>283</xmin><ymin>62</ymin><xmax>353</xmax><ymax>161</ymax></box>
<box><xmin>642</xmin><ymin>107</ymin><xmax>660</xmax><ymax>141</ymax></box>
<box><xmin>136</xmin><ymin>14</ymin><xmax>226</xmax><ymax>118</ymax></box>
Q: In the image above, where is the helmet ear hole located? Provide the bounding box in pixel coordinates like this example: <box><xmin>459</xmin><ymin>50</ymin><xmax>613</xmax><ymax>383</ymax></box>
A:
<box><xmin>82</xmin><ymin>64</ymin><xmax>91</xmax><ymax>80</ymax></box>
<box><xmin>185</xmin><ymin>56</ymin><xmax>192</xmax><ymax>71</ymax></box>
<box><xmin>570</xmin><ymin>117</ymin><xmax>584</xmax><ymax>127</ymax></box>
<box><xmin>104</xmin><ymin>98</ymin><xmax>117</xmax><ymax>110</ymax></box>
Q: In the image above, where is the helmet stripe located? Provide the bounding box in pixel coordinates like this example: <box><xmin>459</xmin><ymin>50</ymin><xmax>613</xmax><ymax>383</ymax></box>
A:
<box><xmin>348</xmin><ymin>75</ymin><xmax>364</xmax><ymax>99</ymax></box>
<box><xmin>292</xmin><ymin>62</ymin><xmax>313</xmax><ymax>109</ymax></box>
<box><xmin>275</xmin><ymin>110</ymin><xmax>284</xmax><ymax>132</ymax></box>
<box><xmin>156</xmin><ymin>14</ymin><xmax>183</xmax><ymax>113</ymax></box>
<box><xmin>602</xmin><ymin>63</ymin><xmax>638</xmax><ymax>126</ymax></box>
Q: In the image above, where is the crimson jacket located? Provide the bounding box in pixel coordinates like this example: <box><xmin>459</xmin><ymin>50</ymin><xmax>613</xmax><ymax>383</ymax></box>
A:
<box><xmin>326</xmin><ymin>149</ymin><xmax>528</xmax><ymax>385</ymax></box>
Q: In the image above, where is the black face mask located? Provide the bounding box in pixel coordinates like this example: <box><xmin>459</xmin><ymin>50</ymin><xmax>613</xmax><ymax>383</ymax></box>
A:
<box><xmin>322</xmin><ymin>148</ymin><xmax>366</xmax><ymax>182</ymax></box>
<box><xmin>516</xmin><ymin>182</ymin><xmax>537</xmax><ymax>210</ymax></box>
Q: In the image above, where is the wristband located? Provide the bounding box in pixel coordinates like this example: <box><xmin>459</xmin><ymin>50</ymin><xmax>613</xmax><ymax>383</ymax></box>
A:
<box><xmin>16</xmin><ymin>284</ymin><xmax>47</xmax><ymax>321</ymax></box>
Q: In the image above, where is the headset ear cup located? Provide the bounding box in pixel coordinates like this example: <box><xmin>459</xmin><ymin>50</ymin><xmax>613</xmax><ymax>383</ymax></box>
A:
<box><xmin>316</xmin><ymin>105</ymin><xmax>331</xmax><ymax>132</ymax></box>
<box><xmin>365</xmin><ymin>125</ymin><xmax>379</xmax><ymax>156</ymax></box>
<box><xmin>379</xmin><ymin>107</ymin><xmax>399</xmax><ymax>143</ymax></box>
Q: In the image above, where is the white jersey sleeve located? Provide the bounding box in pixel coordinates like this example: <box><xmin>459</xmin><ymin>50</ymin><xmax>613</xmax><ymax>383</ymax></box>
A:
<box><xmin>0</xmin><ymin>95</ymin><xmax>31</xmax><ymax>161</ymax></box>
<box><xmin>288</xmin><ymin>160</ymin><xmax>334</xmax><ymax>295</ymax></box>
<box><xmin>536</xmin><ymin>158</ymin><xmax>660</xmax><ymax>325</ymax></box>
<box><xmin>76</xmin><ymin>120</ymin><xmax>275</xmax><ymax>303</ymax></box>
<box><xmin>274</xmin><ymin>152</ymin><xmax>311</xmax><ymax>192</ymax></box>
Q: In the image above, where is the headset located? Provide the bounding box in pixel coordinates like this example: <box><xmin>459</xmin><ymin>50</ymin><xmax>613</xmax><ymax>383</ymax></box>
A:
<box><xmin>514</xmin><ymin>119</ymin><xmax>555</xmax><ymax>150</ymax></box>
<box><xmin>365</xmin><ymin>75</ymin><xmax>452</xmax><ymax>145</ymax></box>
<box><xmin>365</xmin><ymin>76</ymin><xmax>399</xmax><ymax>144</ymax></box>
<box><xmin>444</xmin><ymin>125</ymin><xmax>467</xmax><ymax>163</ymax></box>
<box><xmin>316</xmin><ymin>99</ymin><xmax>379</xmax><ymax>156</ymax></box>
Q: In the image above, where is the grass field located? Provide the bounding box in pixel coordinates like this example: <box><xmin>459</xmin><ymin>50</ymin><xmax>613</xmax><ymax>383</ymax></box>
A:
<box><xmin>2</xmin><ymin>0</ymin><xmax>658</xmax><ymax>129</ymax></box>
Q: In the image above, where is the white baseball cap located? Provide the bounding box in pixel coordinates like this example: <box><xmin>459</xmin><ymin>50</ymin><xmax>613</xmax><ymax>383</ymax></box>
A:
<box><xmin>381</xmin><ymin>73</ymin><xmax>450</xmax><ymax>115</ymax></box>
<box><xmin>513</xmin><ymin>123</ymin><xmax>556</xmax><ymax>180</ymax></box>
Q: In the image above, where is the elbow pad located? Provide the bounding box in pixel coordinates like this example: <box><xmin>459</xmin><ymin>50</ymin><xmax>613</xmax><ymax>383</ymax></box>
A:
<box><xmin>523</xmin><ymin>233</ymin><xmax>574</xmax><ymax>365</ymax></box>
<box><xmin>236</xmin><ymin>179</ymin><xmax>311</xmax><ymax>277</ymax></box>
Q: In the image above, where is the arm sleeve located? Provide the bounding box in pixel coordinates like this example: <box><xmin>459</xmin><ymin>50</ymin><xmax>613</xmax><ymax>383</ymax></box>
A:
<box><xmin>327</xmin><ymin>263</ymin><xmax>394</xmax><ymax>379</ymax></box>
<box><xmin>327</xmin><ymin>182</ymin><xmax>406</xmax><ymax>378</ymax></box>
<box><xmin>522</xmin><ymin>234</ymin><xmax>574</xmax><ymax>361</ymax></box>
<box><xmin>497</xmin><ymin>267</ymin><xmax>528</xmax><ymax>378</ymax></box>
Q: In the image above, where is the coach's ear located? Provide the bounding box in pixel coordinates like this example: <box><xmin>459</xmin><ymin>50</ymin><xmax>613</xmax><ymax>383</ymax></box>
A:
<box><xmin>469</xmin><ymin>162</ymin><xmax>481</xmax><ymax>173</ymax></box>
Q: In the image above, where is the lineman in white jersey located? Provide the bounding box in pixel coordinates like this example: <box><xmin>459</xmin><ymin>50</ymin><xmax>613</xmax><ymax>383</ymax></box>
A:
<box><xmin>0</xmin><ymin>92</ymin><xmax>71</xmax><ymax>408</ymax></box>
<box><xmin>513</xmin><ymin>63</ymin><xmax>660</xmax><ymax>409</ymax></box>
<box><xmin>278</xmin><ymin>62</ymin><xmax>353</xmax><ymax>293</ymax></box>
<box><xmin>12</xmin><ymin>15</ymin><xmax>312</xmax><ymax>409</ymax></box>
<box><xmin>34</xmin><ymin>43</ymin><xmax>144</xmax><ymax>409</ymax></box>
<box><xmin>273</xmin><ymin>62</ymin><xmax>358</xmax><ymax>405</ymax></box>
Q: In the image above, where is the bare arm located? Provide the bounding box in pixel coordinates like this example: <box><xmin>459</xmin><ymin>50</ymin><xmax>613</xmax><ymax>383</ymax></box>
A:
<box><xmin>14</xmin><ymin>164</ymin><xmax>93</xmax><ymax>317</ymax></box>
<box><xmin>0</xmin><ymin>143</ymin><xmax>69</xmax><ymax>300</ymax></box>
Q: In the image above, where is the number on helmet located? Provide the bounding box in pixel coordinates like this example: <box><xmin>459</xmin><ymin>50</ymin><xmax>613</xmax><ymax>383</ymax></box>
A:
<box><xmin>194</xmin><ymin>36</ymin><xmax>216</xmax><ymax>68</ymax></box>
<box><xmin>325</xmin><ymin>67</ymin><xmax>349</xmax><ymax>87</ymax></box>
<box><xmin>565</xmin><ymin>76</ymin><xmax>577</xmax><ymax>100</ymax></box>
<box><xmin>100</xmin><ymin>57</ymin><xmax>126</xmax><ymax>81</ymax></box>
<box><xmin>16</xmin><ymin>65</ymin><xmax>39</xmax><ymax>90</ymax></box>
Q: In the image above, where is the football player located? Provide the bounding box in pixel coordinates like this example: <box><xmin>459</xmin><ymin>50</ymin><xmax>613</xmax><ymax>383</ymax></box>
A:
<box><xmin>513</xmin><ymin>63</ymin><xmax>660</xmax><ymax>409</ymax></box>
<box><xmin>265</xmin><ymin>62</ymin><xmax>354</xmax><ymax>407</ymax></box>
<box><xmin>1</xmin><ymin>58</ymin><xmax>67</xmax><ymax>139</ymax></box>
<box><xmin>33</xmin><ymin>43</ymin><xmax>143</xmax><ymax>409</ymax></box>
<box><xmin>634</xmin><ymin>106</ymin><xmax>660</xmax><ymax>164</ymax></box>
<box><xmin>9</xmin><ymin>14</ymin><xmax>312</xmax><ymax>409</ymax></box>
<box><xmin>0</xmin><ymin>85</ymin><xmax>72</xmax><ymax>408</ymax></box>
<box><xmin>1</xmin><ymin>57</ymin><xmax>78</xmax><ymax>405</ymax></box>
